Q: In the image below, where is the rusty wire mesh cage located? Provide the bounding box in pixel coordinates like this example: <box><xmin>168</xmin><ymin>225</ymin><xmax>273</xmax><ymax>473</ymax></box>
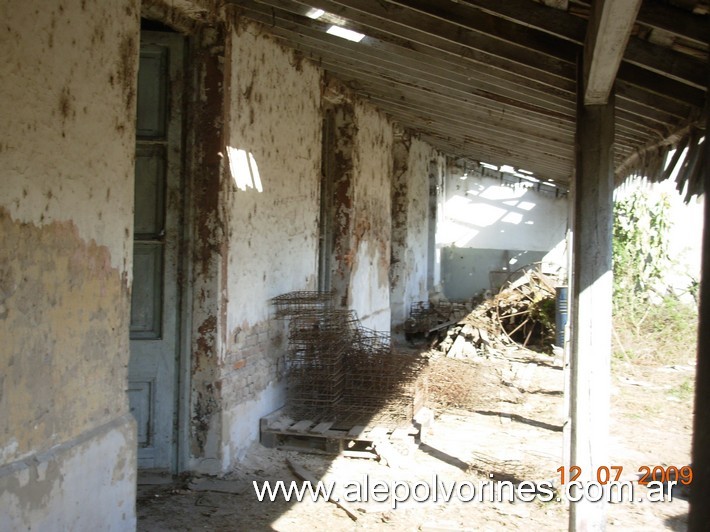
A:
<box><xmin>272</xmin><ymin>290</ymin><xmax>428</xmax><ymax>424</ymax></box>
<box><xmin>288</xmin><ymin>309</ymin><xmax>360</xmax><ymax>346</ymax></box>
<box><xmin>270</xmin><ymin>290</ymin><xmax>336</xmax><ymax>320</ymax></box>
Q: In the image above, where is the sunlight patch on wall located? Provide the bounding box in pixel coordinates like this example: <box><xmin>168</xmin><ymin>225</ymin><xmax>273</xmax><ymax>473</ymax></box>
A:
<box><xmin>226</xmin><ymin>147</ymin><xmax>263</xmax><ymax>193</ymax></box>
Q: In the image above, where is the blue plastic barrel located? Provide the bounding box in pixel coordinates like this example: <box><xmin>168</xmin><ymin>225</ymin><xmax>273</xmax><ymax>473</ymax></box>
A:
<box><xmin>555</xmin><ymin>286</ymin><xmax>568</xmax><ymax>348</ymax></box>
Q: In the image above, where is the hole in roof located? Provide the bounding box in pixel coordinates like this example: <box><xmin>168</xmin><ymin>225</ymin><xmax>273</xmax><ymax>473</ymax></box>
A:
<box><xmin>326</xmin><ymin>25</ymin><xmax>366</xmax><ymax>42</ymax></box>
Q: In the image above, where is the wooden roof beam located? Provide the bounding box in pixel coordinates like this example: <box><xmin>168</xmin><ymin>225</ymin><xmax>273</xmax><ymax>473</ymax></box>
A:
<box><xmin>583</xmin><ymin>0</ymin><xmax>642</xmax><ymax>105</ymax></box>
<box><xmin>636</xmin><ymin>0</ymin><xmax>708</xmax><ymax>48</ymax></box>
<box><xmin>457</xmin><ymin>0</ymin><xmax>706</xmax><ymax>98</ymax></box>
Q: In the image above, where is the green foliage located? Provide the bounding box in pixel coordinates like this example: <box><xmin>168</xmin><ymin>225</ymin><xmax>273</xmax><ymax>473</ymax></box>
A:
<box><xmin>611</xmin><ymin>187</ymin><xmax>697</xmax><ymax>365</ymax></box>
<box><xmin>612</xmin><ymin>187</ymin><xmax>671</xmax><ymax>309</ymax></box>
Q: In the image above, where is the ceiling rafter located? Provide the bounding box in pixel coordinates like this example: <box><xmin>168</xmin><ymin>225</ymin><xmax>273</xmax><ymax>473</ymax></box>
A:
<box><xmin>238</xmin><ymin>0</ymin><xmax>576</xmax><ymax>83</ymax></box>
<box><xmin>227</xmin><ymin>0</ymin><xmax>707</xmax><ymax>185</ymax></box>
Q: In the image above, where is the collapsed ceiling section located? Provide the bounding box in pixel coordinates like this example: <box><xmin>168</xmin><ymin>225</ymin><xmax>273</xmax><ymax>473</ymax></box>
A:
<box><xmin>227</xmin><ymin>0</ymin><xmax>707</xmax><ymax>189</ymax></box>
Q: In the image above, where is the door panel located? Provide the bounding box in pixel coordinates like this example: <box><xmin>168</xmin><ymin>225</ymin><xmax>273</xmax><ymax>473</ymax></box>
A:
<box><xmin>130</xmin><ymin>243</ymin><xmax>163</xmax><ymax>339</ymax></box>
<box><xmin>136</xmin><ymin>46</ymin><xmax>168</xmax><ymax>138</ymax></box>
<box><xmin>129</xmin><ymin>31</ymin><xmax>183</xmax><ymax>471</ymax></box>
<box><xmin>134</xmin><ymin>145</ymin><xmax>166</xmax><ymax>237</ymax></box>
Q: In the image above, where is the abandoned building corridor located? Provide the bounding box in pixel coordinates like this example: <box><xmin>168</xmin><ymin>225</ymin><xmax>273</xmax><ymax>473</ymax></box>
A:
<box><xmin>1</xmin><ymin>0</ymin><xmax>707</xmax><ymax>530</ymax></box>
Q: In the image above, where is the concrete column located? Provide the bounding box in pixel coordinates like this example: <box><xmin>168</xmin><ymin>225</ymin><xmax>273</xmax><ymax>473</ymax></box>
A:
<box><xmin>688</xmin><ymin>60</ymin><xmax>710</xmax><ymax>531</ymax></box>
<box><xmin>569</xmin><ymin>90</ymin><xmax>615</xmax><ymax>529</ymax></box>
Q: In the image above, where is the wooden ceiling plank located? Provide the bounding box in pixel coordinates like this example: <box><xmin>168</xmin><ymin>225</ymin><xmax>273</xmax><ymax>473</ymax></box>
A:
<box><xmin>615</xmin><ymin>109</ymin><xmax>673</xmax><ymax>139</ymax></box>
<box><xmin>240</xmin><ymin>0</ymin><xmax>577</xmax><ymax>82</ymax></box>
<box><xmin>457</xmin><ymin>0</ymin><xmax>584</xmax><ymax>42</ymax></box>
<box><xmin>583</xmin><ymin>0</ymin><xmax>642</xmax><ymax>105</ymax></box>
<box><xmin>321</xmin><ymin>0</ymin><xmax>577</xmax><ymax>74</ymax></box>
<box><xmin>318</xmin><ymin>61</ymin><xmax>577</xmax><ymax>134</ymax></box>
<box><xmin>387</xmin><ymin>115</ymin><xmax>574</xmax><ymax>164</ymax></box>
<box><xmin>458</xmin><ymin>0</ymin><xmax>710</xmax><ymax>96</ymax></box>
<box><xmin>624</xmin><ymin>38</ymin><xmax>707</xmax><ymax>90</ymax></box>
<box><xmin>253</xmin><ymin>13</ymin><xmax>577</xmax><ymax>116</ymax></box>
<box><xmin>237</xmin><ymin>0</ymin><xmax>579</xmax><ymax>93</ymax></box>
<box><xmin>304</xmin><ymin>45</ymin><xmax>576</xmax><ymax>124</ymax></box>
<box><xmin>368</xmin><ymin>96</ymin><xmax>574</xmax><ymax>152</ymax></box>
<box><xmin>417</xmin><ymin>131</ymin><xmax>573</xmax><ymax>181</ymax></box>
<box><xmin>616</xmin><ymin>97</ymin><xmax>686</xmax><ymax>128</ymax></box>
<box><xmin>617</xmin><ymin>63</ymin><xmax>706</xmax><ymax>108</ymax></box>
<box><xmin>286</xmin><ymin>46</ymin><xmax>575</xmax><ymax>132</ymax></box>
<box><xmin>615</xmin><ymin>80</ymin><xmax>694</xmax><ymax>120</ymax></box>
<box><xmin>636</xmin><ymin>0</ymin><xmax>709</xmax><ymax>48</ymax></box>
<box><xmin>381</xmin><ymin>0</ymin><xmax>578</xmax><ymax>61</ymax></box>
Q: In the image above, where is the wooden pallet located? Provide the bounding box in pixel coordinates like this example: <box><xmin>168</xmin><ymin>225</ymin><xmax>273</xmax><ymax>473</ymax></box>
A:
<box><xmin>260</xmin><ymin>408</ymin><xmax>419</xmax><ymax>459</ymax></box>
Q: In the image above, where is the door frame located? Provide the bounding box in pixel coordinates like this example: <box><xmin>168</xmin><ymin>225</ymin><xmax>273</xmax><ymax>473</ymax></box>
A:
<box><xmin>137</xmin><ymin>12</ymin><xmax>227</xmax><ymax>474</ymax></box>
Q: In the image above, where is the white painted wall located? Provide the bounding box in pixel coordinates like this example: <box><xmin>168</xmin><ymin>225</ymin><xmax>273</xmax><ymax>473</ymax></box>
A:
<box><xmin>0</xmin><ymin>0</ymin><xmax>139</xmax><ymax>528</ymax></box>
<box><xmin>439</xmin><ymin>165</ymin><xmax>569</xmax><ymax>299</ymax></box>
<box><xmin>220</xmin><ymin>19</ymin><xmax>323</xmax><ymax>461</ymax></box>
<box><xmin>224</xmin><ymin>20</ymin><xmax>322</xmax><ymax>328</ymax></box>
<box><xmin>349</xmin><ymin>102</ymin><xmax>394</xmax><ymax>331</ymax></box>
<box><xmin>440</xmin><ymin>169</ymin><xmax>568</xmax><ymax>253</ymax></box>
<box><xmin>390</xmin><ymin>137</ymin><xmax>434</xmax><ymax>327</ymax></box>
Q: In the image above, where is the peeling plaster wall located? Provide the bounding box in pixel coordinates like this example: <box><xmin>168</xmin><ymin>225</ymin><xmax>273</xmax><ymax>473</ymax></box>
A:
<box><xmin>0</xmin><ymin>0</ymin><xmax>138</xmax><ymax>528</ymax></box>
<box><xmin>0</xmin><ymin>417</ymin><xmax>136</xmax><ymax>531</ymax></box>
<box><xmin>184</xmin><ymin>22</ymin><xmax>228</xmax><ymax>472</ymax></box>
<box><xmin>390</xmin><ymin>135</ymin><xmax>435</xmax><ymax>329</ymax></box>
<box><xmin>348</xmin><ymin>102</ymin><xmax>394</xmax><ymax>331</ymax></box>
<box><xmin>220</xmin><ymin>19</ymin><xmax>322</xmax><ymax>462</ymax></box>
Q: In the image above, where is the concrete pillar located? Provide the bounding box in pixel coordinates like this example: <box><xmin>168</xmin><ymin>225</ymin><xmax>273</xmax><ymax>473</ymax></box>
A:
<box><xmin>688</xmin><ymin>60</ymin><xmax>710</xmax><ymax>531</ymax></box>
<box><xmin>569</xmin><ymin>89</ymin><xmax>615</xmax><ymax>529</ymax></box>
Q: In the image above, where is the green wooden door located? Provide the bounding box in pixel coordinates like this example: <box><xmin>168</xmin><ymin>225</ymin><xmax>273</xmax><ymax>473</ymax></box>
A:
<box><xmin>129</xmin><ymin>31</ymin><xmax>183</xmax><ymax>471</ymax></box>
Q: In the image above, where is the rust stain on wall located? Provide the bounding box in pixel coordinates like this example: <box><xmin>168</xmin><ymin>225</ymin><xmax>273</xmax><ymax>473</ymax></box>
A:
<box><xmin>0</xmin><ymin>208</ymin><xmax>130</xmax><ymax>463</ymax></box>
<box><xmin>194</xmin><ymin>315</ymin><xmax>217</xmax><ymax>372</ymax></box>
<box><xmin>117</xmin><ymin>34</ymin><xmax>137</xmax><ymax>113</ymax></box>
<box><xmin>185</xmin><ymin>23</ymin><xmax>227</xmax><ymax>457</ymax></box>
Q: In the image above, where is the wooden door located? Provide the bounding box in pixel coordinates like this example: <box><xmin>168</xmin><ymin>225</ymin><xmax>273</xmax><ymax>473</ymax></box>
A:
<box><xmin>128</xmin><ymin>31</ymin><xmax>184</xmax><ymax>471</ymax></box>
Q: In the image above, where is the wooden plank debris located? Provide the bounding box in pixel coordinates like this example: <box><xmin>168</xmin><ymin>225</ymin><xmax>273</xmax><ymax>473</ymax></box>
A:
<box><xmin>289</xmin><ymin>420</ymin><xmax>314</xmax><ymax>433</ymax></box>
<box><xmin>309</xmin><ymin>422</ymin><xmax>334</xmax><ymax>434</ymax></box>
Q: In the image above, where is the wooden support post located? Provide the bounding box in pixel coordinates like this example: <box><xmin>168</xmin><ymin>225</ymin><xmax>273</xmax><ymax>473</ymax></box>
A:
<box><xmin>688</xmin><ymin>58</ymin><xmax>710</xmax><ymax>531</ymax></box>
<box><xmin>569</xmin><ymin>70</ymin><xmax>615</xmax><ymax>530</ymax></box>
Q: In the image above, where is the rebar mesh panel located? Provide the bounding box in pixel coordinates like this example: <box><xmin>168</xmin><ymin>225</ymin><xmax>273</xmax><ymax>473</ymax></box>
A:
<box><xmin>288</xmin><ymin>310</ymin><xmax>360</xmax><ymax>346</ymax></box>
<box><xmin>273</xmin><ymin>289</ymin><xmax>429</xmax><ymax>425</ymax></box>
<box><xmin>271</xmin><ymin>290</ymin><xmax>336</xmax><ymax>319</ymax></box>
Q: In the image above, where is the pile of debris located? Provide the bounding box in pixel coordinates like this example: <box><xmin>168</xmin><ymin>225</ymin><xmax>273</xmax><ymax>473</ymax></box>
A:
<box><xmin>404</xmin><ymin>299</ymin><xmax>471</xmax><ymax>339</ymax></box>
<box><xmin>271</xmin><ymin>291</ymin><xmax>428</xmax><ymax>426</ymax></box>
<box><xmin>422</xmin><ymin>269</ymin><xmax>561</xmax><ymax>359</ymax></box>
<box><xmin>435</xmin><ymin>299</ymin><xmax>510</xmax><ymax>359</ymax></box>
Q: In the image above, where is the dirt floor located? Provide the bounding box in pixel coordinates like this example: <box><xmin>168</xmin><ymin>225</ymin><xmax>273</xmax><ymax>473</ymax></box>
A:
<box><xmin>137</xmin><ymin>344</ymin><xmax>694</xmax><ymax>531</ymax></box>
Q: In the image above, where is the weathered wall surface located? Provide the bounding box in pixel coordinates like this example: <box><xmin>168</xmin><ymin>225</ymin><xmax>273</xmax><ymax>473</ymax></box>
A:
<box><xmin>183</xmin><ymin>22</ymin><xmax>229</xmax><ymax>472</ymax></box>
<box><xmin>0</xmin><ymin>0</ymin><xmax>138</xmax><ymax>528</ymax></box>
<box><xmin>349</xmin><ymin>102</ymin><xmax>394</xmax><ymax>331</ymax></box>
<box><xmin>220</xmin><ymin>19</ymin><xmax>323</xmax><ymax>463</ymax></box>
<box><xmin>390</xmin><ymin>135</ymin><xmax>434</xmax><ymax>329</ymax></box>
<box><xmin>0</xmin><ymin>416</ymin><xmax>136</xmax><ymax>531</ymax></box>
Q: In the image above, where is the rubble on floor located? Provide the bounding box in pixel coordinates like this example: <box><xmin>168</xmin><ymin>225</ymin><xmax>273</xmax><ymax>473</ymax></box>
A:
<box><xmin>418</xmin><ymin>268</ymin><xmax>562</xmax><ymax>360</ymax></box>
